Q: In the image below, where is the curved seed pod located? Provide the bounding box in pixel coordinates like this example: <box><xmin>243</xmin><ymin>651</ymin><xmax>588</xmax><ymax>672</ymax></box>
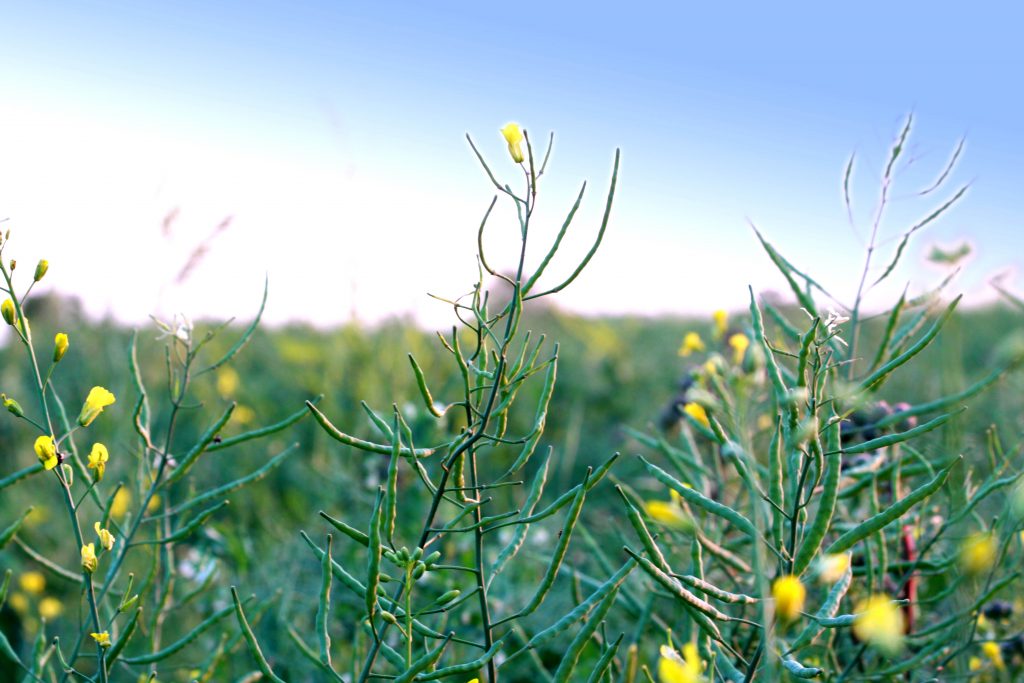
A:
<box><xmin>551</xmin><ymin>583</ymin><xmax>623</xmax><ymax>683</ymax></box>
<box><xmin>105</xmin><ymin>607</ymin><xmax>142</xmax><ymax>670</ymax></box>
<box><xmin>584</xmin><ymin>633</ymin><xmax>624</xmax><ymax>683</ymax></box>
<box><xmin>495</xmin><ymin>472</ymin><xmax>589</xmax><ymax>625</ymax></box>
<box><xmin>675</xmin><ymin>575</ymin><xmax>757</xmax><ymax>605</ymax></box>
<box><xmin>857</xmin><ymin>295</ymin><xmax>961</xmax><ymax>392</ymax></box>
<box><xmin>0</xmin><ymin>463</ymin><xmax>43</xmax><ymax>492</ymax></box>
<box><xmin>617</xmin><ymin>487</ymin><xmax>672</xmax><ymax>574</ymax></box>
<box><xmin>787</xmin><ymin>564</ymin><xmax>853</xmax><ymax>653</ymax></box>
<box><xmin>793</xmin><ymin>421</ymin><xmax>841</xmax><ymax>576</ymax></box>
<box><xmin>230</xmin><ymin>587</ymin><xmax>286</xmax><ymax>683</ymax></box>
<box><xmin>712</xmin><ymin>642</ymin><xmax>746</xmax><ymax>682</ymax></box>
<box><xmin>624</xmin><ymin>548</ymin><xmax>727</xmax><ymax>641</ymax></box>
<box><xmin>841</xmin><ymin>409</ymin><xmax>964</xmax><ymax>455</ymax></box>
<box><xmin>286</xmin><ymin>625</ymin><xmax>346</xmax><ymax>682</ymax></box>
<box><xmin>307</xmin><ymin>401</ymin><xmax>446</xmax><ymax>458</ymax></box>
<box><xmin>415</xmin><ymin>636</ymin><xmax>506</xmax><ymax>681</ymax></box>
<box><xmin>366</xmin><ymin>489</ymin><xmax>384</xmax><ymax>626</ymax></box>
<box><xmin>208</xmin><ymin>396</ymin><xmax>320</xmax><ymax>452</ymax></box>
<box><xmin>391</xmin><ymin>634</ymin><xmax>453</xmax><ymax>683</ymax></box>
<box><xmin>0</xmin><ymin>570</ymin><xmax>11</xmax><ymax>609</ymax></box>
<box><xmin>521</xmin><ymin>558</ymin><xmax>636</xmax><ymax>652</ymax></box>
<box><xmin>319</xmin><ymin>511</ymin><xmax>369</xmax><ymax>547</ymax></box>
<box><xmin>500</xmin><ymin>349</ymin><xmax>558</xmax><ymax>479</ymax></box>
<box><xmin>488</xmin><ymin>447</ymin><xmax>551</xmax><ymax>584</ymax></box>
<box><xmin>640</xmin><ymin>457</ymin><xmax>757</xmax><ymax>539</ymax></box>
<box><xmin>170</xmin><ymin>443</ymin><xmax>299</xmax><ymax>516</ymax></box>
<box><xmin>123</xmin><ymin>598</ymin><xmax>248</xmax><ymax>664</ymax></box>
<box><xmin>825</xmin><ymin>458</ymin><xmax>958</xmax><ymax>555</ymax></box>
<box><xmin>408</xmin><ymin>353</ymin><xmax>447</xmax><ymax>417</ymax></box>
<box><xmin>383</xmin><ymin>410</ymin><xmax>401</xmax><ymax>542</ymax></box>
<box><xmin>164</xmin><ymin>403</ymin><xmax>236</xmax><ymax>486</ymax></box>
<box><xmin>317</xmin><ymin>535</ymin><xmax>334</xmax><ymax>669</ymax></box>
<box><xmin>488</xmin><ymin>452</ymin><xmax>618</xmax><ymax>532</ymax></box>
<box><xmin>782</xmin><ymin>657</ymin><xmax>822</xmax><ymax>678</ymax></box>
<box><xmin>200</xmin><ymin>279</ymin><xmax>267</xmax><ymax>374</ymax></box>
<box><xmin>133</xmin><ymin>500</ymin><xmax>229</xmax><ymax>546</ymax></box>
<box><xmin>0</xmin><ymin>507</ymin><xmax>33</xmax><ymax>549</ymax></box>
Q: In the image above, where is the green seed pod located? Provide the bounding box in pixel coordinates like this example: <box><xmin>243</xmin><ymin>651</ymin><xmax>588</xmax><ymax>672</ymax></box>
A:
<box><xmin>33</xmin><ymin>259</ymin><xmax>48</xmax><ymax>282</ymax></box>
<box><xmin>380</xmin><ymin>610</ymin><xmax>398</xmax><ymax>626</ymax></box>
<box><xmin>423</xmin><ymin>550</ymin><xmax>442</xmax><ymax>566</ymax></box>
<box><xmin>1</xmin><ymin>394</ymin><xmax>23</xmax><ymax>417</ymax></box>
<box><xmin>61</xmin><ymin>463</ymin><xmax>74</xmax><ymax>487</ymax></box>
<box><xmin>433</xmin><ymin>589</ymin><xmax>460</xmax><ymax>606</ymax></box>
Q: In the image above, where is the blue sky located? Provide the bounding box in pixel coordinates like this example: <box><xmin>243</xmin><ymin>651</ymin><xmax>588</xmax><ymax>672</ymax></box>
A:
<box><xmin>1</xmin><ymin>1</ymin><xmax>1021</xmax><ymax>327</ymax></box>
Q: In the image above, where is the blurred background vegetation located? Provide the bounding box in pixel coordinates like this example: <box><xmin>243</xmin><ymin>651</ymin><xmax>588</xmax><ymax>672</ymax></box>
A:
<box><xmin>1</xmin><ymin>291</ymin><xmax>1021</xmax><ymax>680</ymax></box>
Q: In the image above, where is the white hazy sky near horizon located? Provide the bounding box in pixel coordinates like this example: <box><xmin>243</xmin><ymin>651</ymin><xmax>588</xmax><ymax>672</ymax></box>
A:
<box><xmin>1</xmin><ymin>1</ymin><xmax>1021</xmax><ymax>330</ymax></box>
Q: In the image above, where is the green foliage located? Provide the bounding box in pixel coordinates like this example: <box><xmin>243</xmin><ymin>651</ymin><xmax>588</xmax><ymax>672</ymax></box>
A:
<box><xmin>0</xmin><ymin>118</ymin><xmax>1022</xmax><ymax>683</ymax></box>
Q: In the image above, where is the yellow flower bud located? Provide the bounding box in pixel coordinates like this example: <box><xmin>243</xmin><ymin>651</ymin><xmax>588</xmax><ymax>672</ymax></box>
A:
<box><xmin>81</xmin><ymin>543</ymin><xmax>97</xmax><ymax>573</ymax></box>
<box><xmin>53</xmin><ymin>332</ymin><xmax>69</xmax><ymax>363</ymax></box>
<box><xmin>33</xmin><ymin>259</ymin><xmax>48</xmax><ymax>282</ymax></box>
<box><xmin>959</xmin><ymin>532</ymin><xmax>998</xmax><ymax>576</ymax></box>
<box><xmin>2</xmin><ymin>393</ymin><xmax>24</xmax><ymax>417</ymax></box>
<box><xmin>39</xmin><ymin>597</ymin><xmax>63</xmax><ymax>619</ymax></box>
<box><xmin>1</xmin><ymin>298</ymin><xmax>14</xmax><ymax>326</ymax></box>
<box><xmin>712</xmin><ymin>309</ymin><xmax>728</xmax><ymax>337</ymax></box>
<box><xmin>87</xmin><ymin>443</ymin><xmax>109</xmax><ymax>482</ymax></box>
<box><xmin>78</xmin><ymin>386</ymin><xmax>116</xmax><ymax>427</ymax></box>
<box><xmin>657</xmin><ymin>642</ymin><xmax>703</xmax><ymax>683</ymax></box>
<box><xmin>500</xmin><ymin>122</ymin><xmax>525</xmax><ymax>163</ymax></box>
<box><xmin>682</xmin><ymin>402</ymin><xmax>710</xmax><ymax>429</ymax></box>
<box><xmin>18</xmin><ymin>571</ymin><xmax>46</xmax><ymax>595</ymax></box>
<box><xmin>90</xmin><ymin>631</ymin><xmax>111</xmax><ymax>647</ymax></box>
<box><xmin>34</xmin><ymin>435</ymin><xmax>58</xmax><ymax>470</ymax></box>
<box><xmin>728</xmin><ymin>333</ymin><xmax>750</xmax><ymax>364</ymax></box>
<box><xmin>853</xmin><ymin>594</ymin><xmax>905</xmax><ymax>655</ymax></box>
<box><xmin>771</xmin><ymin>575</ymin><xmax>806</xmax><ymax>623</ymax></box>
<box><xmin>94</xmin><ymin>522</ymin><xmax>115</xmax><ymax>551</ymax></box>
<box><xmin>981</xmin><ymin>641</ymin><xmax>1005</xmax><ymax>670</ymax></box>
<box><xmin>678</xmin><ymin>332</ymin><xmax>705</xmax><ymax>357</ymax></box>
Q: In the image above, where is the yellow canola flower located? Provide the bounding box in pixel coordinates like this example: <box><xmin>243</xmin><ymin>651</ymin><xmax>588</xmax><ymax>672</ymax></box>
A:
<box><xmin>771</xmin><ymin>575</ymin><xmax>806</xmax><ymax>623</ymax></box>
<box><xmin>39</xmin><ymin>596</ymin><xmax>63</xmax><ymax>619</ymax></box>
<box><xmin>34</xmin><ymin>435</ymin><xmax>58</xmax><ymax>470</ymax></box>
<box><xmin>712</xmin><ymin>310</ymin><xmax>728</xmax><ymax>337</ymax></box>
<box><xmin>19</xmin><ymin>571</ymin><xmax>45</xmax><ymax>595</ymax></box>
<box><xmin>146</xmin><ymin>493</ymin><xmax>163</xmax><ymax>514</ymax></box>
<box><xmin>728</xmin><ymin>333</ymin><xmax>750</xmax><ymax>364</ymax></box>
<box><xmin>90</xmin><ymin>631</ymin><xmax>111</xmax><ymax>648</ymax></box>
<box><xmin>817</xmin><ymin>553</ymin><xmax>851</xmax><ymax>584</ymax></box>
<box><xmin>657</xmin><ymin>643</ymin><xmax>703</xmax><ymax>683</ymax></box>
<box><xmin>1</xmin><ymin>298</ymin><xmax>14</xmax><ymax>325</ymax></box>
<box><xmin>960</xmin><ymin>532</ymin><xmax>998</xmax><ymax>576</ymax></box>
<box><xmin>87</xmin><ymin>443</ymin><xmax>109</xmax><ymax>482</ymax></box>
<box><xmin>8</xmin><ymin>592</ymin><xmax>28</xmax><ymax>614</ymax></box>
<box><xmin>969</xmin><ymin>656</ymin><xmax>982</xmax><ymax>671</ymax></box>
<box><xmin>110</xmin><ymin>488</ymin><xmax>131</xmax><ymax>519</ymax></box>
<box><xmin>500</xmin><ymin>122</ymin><xmax>525</xmax><ymax>163</ymax></box>
<box><xmin>645</xmin><ymin>490</ymin><xmax>693</xmax><ymax>532</ymax></box>
<box><xmin>981</xmin><ymin>641</ymin><xmax>1005</xmax><ymax>670</ymax></box>
<box><xmin>852</xmin><ymin>594</ymin><xmax>904</xmax><ymax>655</ymax></box>
<box><xmin>678</xmin><ymin>332</ymin><xmax>706</xmax><ymax>357</ymax></box>
<box><xmin>78</xmin><ymin>386</ymin><xmax>116</xmax><ymax>427</ymax></box>
<box><xmin>682</xmin><ymin>403</ymin><xmax>710</xmax><ymax>429</ymax></box>
<box><xmin>81</xmin><ymin>543</ymin><xmax>97</xmax><ymax>573</ymax></box>
<box><xmin>53</xmin><ymin>332</ymin><xmax>69</xmax><ymax>362</ymax></box>
<box><xmin>216</xmin><ymin>366</ymin><xmax>240</xmax><ymax>396</ymax></box>
<box><xmin>94</xmin><ymin>522</ymin><xmax>115</xmax><ymax>551</ymax></box>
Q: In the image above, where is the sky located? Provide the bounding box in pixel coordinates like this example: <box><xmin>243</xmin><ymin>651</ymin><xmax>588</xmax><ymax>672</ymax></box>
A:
<box><xmin>1</xmin><ymin>1</ymin><xmax>1022</xmax><ymax>329</ymax></box>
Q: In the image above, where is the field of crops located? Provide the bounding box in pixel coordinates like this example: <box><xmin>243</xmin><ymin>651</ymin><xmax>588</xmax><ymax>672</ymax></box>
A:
<box><xmin>1</xmin><ymin>122</ymin><xmax>1023</xmax><ymax>682</ymax></box>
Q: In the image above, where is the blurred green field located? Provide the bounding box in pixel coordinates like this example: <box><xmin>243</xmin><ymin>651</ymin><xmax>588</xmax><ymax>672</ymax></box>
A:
<box><xmin>2</xmin><ymin>291</ymin><xmax>1022</xmax><ymax>681</ymax></box>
